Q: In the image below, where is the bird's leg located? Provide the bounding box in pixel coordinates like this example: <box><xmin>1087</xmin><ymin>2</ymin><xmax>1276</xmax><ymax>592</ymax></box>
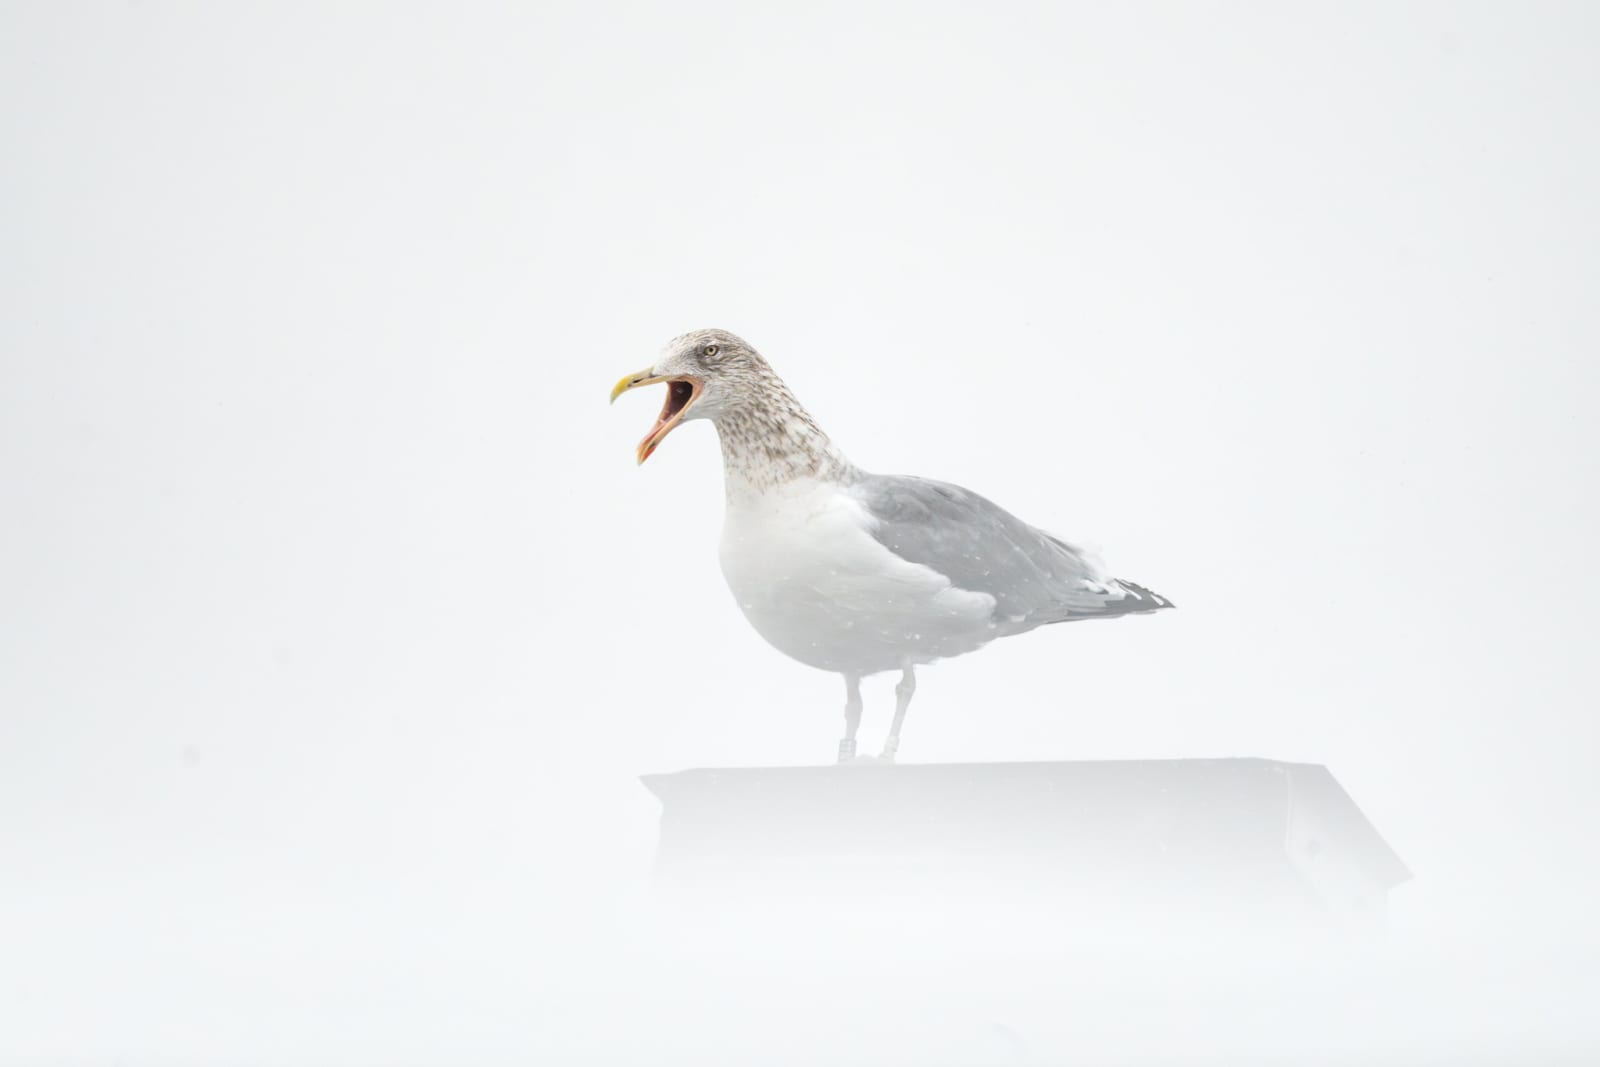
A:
<box><xmin>837</xmin><ymin>673</ymin><xmax>863</xmax><ymax>763</ymax></box>
<box><xmin>880</xmin><ymin>665</ymin><xmax>916</xmax><ymax>763</ymax></box>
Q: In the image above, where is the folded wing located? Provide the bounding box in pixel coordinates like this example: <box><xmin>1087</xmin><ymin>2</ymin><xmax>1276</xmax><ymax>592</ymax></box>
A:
<box><xmin>852</xmin><ymin>474</ymin><xmax>1172</xmax><ymax>635</ymax></box>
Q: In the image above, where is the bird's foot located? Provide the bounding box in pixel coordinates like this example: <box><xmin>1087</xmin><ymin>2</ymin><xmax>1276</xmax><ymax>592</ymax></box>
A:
<box><xmin>879</xmin><ymin>738</ymin><xmax>899</xmax><ymax>764</ymax></box>
<box><xmin>838</xmin><ymin>754</ymin><xmax>889</xmax><ymax>768</ymax></box>
<box><xmin>836</xmin><ymin>738</ymin><xmax>857</xmax><ymax>763</ymax></box>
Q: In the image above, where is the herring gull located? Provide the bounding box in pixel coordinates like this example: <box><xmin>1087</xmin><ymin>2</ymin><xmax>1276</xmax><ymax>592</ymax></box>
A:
<box><xmin>611</xmin><ymin>329</ymin><xmax>1172</xmax><ymax>762</ymax></box>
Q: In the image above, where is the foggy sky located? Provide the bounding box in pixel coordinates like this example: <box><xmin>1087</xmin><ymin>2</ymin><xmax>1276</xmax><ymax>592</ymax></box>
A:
<box><xmin>2</xmin><ymin>3</ymin><xmax>1596</xmax><ymax>1063</ymax></box>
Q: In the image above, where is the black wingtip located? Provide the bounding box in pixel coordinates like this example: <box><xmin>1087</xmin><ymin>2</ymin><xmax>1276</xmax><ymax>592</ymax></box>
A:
<box><xmin>1116</xmin><ymin>578</ymin><xmax>1175</xmax><ymax>611</ymax></box>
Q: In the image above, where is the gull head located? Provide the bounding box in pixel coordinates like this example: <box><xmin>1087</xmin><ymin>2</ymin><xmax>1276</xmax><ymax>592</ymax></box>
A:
<box><xmin>609</xmin><ymin>328</ymin><xmax>770</xmax><ymax>464</ymax></box>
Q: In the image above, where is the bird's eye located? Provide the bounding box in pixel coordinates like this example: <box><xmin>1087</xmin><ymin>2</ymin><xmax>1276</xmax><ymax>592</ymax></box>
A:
<box><xmin>702</xmin><ymin>344</ymin><xmax>719</xmax><ymax>357</ymax></box>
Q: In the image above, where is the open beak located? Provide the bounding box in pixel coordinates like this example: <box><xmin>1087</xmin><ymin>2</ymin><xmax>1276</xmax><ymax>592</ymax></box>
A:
<box><xmin>610</xmin><ymin>368</ymin><xmax>703</xmax><ymax>464</ymax></box>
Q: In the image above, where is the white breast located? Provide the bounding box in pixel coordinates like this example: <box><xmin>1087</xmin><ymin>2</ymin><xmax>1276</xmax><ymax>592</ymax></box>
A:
<box><xmin>718</xmin><ymin>478</ymin><xmax>997</xmax><ymax>676</ymax></box>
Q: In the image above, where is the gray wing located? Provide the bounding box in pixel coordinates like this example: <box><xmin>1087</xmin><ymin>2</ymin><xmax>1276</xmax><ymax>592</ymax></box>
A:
<box><xmin>852</xmin><ymin>474</ymin><xmax>1172</xmax><ymax>633</ymax></box>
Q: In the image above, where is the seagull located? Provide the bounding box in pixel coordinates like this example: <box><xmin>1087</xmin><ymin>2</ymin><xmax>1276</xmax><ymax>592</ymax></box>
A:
<box><xmin>611</xmin><ymin>329</ymin><xmax>1172</xmax><ymax>763</ymax></box>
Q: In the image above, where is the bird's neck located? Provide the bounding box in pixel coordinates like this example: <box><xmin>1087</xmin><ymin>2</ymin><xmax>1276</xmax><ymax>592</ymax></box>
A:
<box><xmin>714</xmin><ymin>383</ymin><xmax>858</xmax><ymax>500</ymax></box>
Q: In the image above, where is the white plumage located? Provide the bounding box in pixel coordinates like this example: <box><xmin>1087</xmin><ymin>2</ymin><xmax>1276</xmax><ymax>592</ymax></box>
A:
<box><xmin>719</xmin><ymin>476</ymin><xmax>998</xmax><ymax>677</ymax></box>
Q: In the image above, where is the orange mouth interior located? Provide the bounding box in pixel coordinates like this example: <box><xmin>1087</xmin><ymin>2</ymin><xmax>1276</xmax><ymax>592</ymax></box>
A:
<box><xmin>638</xmin><ymin>378</ymin><xmax>700</xmax><ymax>462</ymax></box>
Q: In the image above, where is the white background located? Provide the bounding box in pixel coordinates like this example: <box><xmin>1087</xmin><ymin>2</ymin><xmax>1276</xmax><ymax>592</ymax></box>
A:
<box><xmin>3</xmin><ymin>3</ymin><xmax>1596</xmax><ymax>1063</ymax></box>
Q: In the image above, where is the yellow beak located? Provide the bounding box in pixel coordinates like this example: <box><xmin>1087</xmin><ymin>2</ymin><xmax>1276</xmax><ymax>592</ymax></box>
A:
<box><xmin>610</xmin><ymin>367</ymin><xmax>703</xmax><ymax>465</ymax></box>
<box><xmin>610</xmin><ymin>368</ymin><xmax>668</xmax><ymax>404</ymax></box>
